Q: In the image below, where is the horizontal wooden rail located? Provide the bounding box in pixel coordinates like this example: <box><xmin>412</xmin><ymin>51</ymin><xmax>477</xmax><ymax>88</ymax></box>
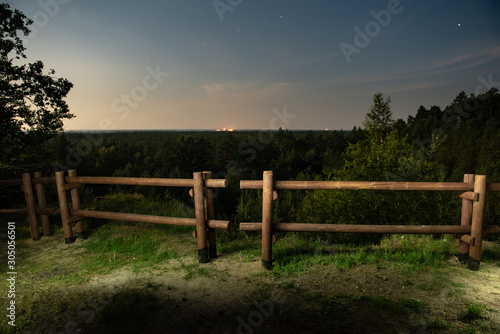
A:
<box><xmin>488</xmin><ymin>183</ymin><xmax>500</xmax><ymax>191</ymax></box>
<box><xmin>66</xmin><ymin>176</ymin><xmax>227</xmax><ymax>188</ymax></box>
<box><xmin>0</xmin><ymin>208</ymin><xmax>28</xmax><ymax>215</ymax></box>
<box><xmin>0</xmin><ymin>205</ymin><xmax>59</xmax><ymax>216</ymax></box>
<box><xmin>32</xmin><ymin>176</ymin><xmax>56</xmax><ymax>184</ymax></box>
<box><xmin>0</xmin><ymin>179</ymin><xmax>23</xmax><ymax>186</ymax></box>
<box><xmin>0</xmin><ymin>177</ymin><xmax>55</xmax><ymax>186</ymax></box>
<box><xmin>70</xmin><ymin>209</ymin><xmax>230</xmax><ymax>229</ymax></box>
<box><xmin>241</xmin><ymin>180</ymin><xmax>500</xmax><ymax>191</ymax></box>
<box><xmin>240</xmin><ymin>222</ymin><xmax>500</xmax><ymax>234</ymax></box>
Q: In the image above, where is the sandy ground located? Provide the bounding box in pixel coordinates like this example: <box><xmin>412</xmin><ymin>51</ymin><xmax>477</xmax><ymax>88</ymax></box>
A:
<box><xmin>5</xmin><ymin>235</ymin><xmax>500</xmax><ymax>334</ymax></box>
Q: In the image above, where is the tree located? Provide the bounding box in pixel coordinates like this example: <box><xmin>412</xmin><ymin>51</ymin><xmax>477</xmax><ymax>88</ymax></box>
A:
<box><xmin>362</xmin><ymin>92</ymin><xmax>393</xmax><ymax>143</ymax></box>
<box><xmin>1</xmin><ymin>3</ymin><xmax>73</xmax><ymax>170</ymax></box>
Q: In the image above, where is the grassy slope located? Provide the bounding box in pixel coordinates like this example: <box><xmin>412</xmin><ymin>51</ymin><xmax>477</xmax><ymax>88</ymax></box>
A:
<box><xmin>1</xmin><ymin>222</ymin><xmax>499</xmax><ymax>333</ymax></box>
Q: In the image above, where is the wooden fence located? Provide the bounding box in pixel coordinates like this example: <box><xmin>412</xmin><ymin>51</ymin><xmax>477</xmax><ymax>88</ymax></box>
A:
<box><xmin>240</xmin><ymin>171</ymin><xmax>500</xmax><ymax>271</ymax></box>
<box><xmin>0</xmin><ymin>172</ymin><xmax>58</xmax><ymax>240</ymax></box>
<box><xmin>0</xmin><ymin>169</ymin><xmax>228</xmax><ymax>263</ymax></box>
<box><xmin>3</xmin><ymin>169</ymin><xmax>500</xmax><ymax>269</ymax></box>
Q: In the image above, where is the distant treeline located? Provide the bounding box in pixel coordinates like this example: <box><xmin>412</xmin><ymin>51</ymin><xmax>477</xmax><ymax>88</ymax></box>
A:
<box><xmin>2</xmin><ymin>89</ymin><xmax>499</xmax><ymax>241</ymax></box>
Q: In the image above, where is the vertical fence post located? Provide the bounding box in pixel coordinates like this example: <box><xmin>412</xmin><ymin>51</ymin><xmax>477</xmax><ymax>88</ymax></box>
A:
<box><xmin>459</xmin><ymin>174</ymin><xmax>474</xmax><ymax>263</ymax></box>
<box><xmin>468</xmin><ymin>175</ymin><xmax>487</xmax><ymax>271</ymax></box>
<box><xmin>203</xmin><ymin>171</ymin><xmax>217</xmax><ymax>259</ymax></box>
<box><xmin>55</xmin><ymin>171</ymin><xmax>74</xmax><ymax>244</ymax></box>
<box><xmin>194</xmin><ymin>172</ymin><xmax>209</xmax><ymax>263</ymax></box>
<box><xmin>22</xmin><ymin>173</ymin><xmax>41</xmax><ymax>240</ymax></box>
<box><xmin>34</xmin><ymin>171</ymin><xmax>52</xmax><ymax>237</ymax></box>
<box><xmin>68</xmin><ymin>169</ymin><xmax>87</xmax><ymax>240</ymax></box>
<box><xmin>262</xmin><ymin>171</ymin><xmax>274</xmax><ymax>269</ymax></box>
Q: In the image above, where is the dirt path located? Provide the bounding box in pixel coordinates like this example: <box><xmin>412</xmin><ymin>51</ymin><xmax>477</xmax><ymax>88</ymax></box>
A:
<box><xmin>4</xmin><ymin>235</ymin><xmax>500</xmax><ymax>334</ymax></box>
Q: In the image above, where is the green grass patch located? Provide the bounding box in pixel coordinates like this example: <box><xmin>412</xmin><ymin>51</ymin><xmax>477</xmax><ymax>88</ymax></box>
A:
<box><xmin>462</xmin><ymin>301</ymin><xmax>486</xmax><ymax>321</ymax></box>
<box><xmin>176</xmin><ymin>261</ymin><xmax>213</xmax><ymax>280</ymax></box>
<box><xmin>426</xmin><ymin>317</ymin><xmax>451</xmax><ymax>329</ymax></box>
<box><xmin>266</xmin><ymin>234</ymin><xmax>456</xmax><ymax>275</ymax></box>
<box><xmin>309</xmin><ymin>293</ymin><xmax>428</xmax><ymax>319</ymax></box>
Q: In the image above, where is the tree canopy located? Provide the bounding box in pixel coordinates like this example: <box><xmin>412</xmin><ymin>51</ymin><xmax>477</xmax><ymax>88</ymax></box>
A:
<box><xmin>362</xmin><ymin>92</ymin><xmax>393</xmax><ymax>143</ymax></box>
<box><xmin>1</xmin><ymin>3</ymin><xmax>73</xmax><ymax>171</ymax></box>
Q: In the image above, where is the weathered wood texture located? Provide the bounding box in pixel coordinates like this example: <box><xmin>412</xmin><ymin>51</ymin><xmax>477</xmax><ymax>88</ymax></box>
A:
<box><xmin>68</xmin><ymin>170</ymin><xmax>85</xmax><ymax>236</ymax></box>
<box><xmin>468</xmin><ymin>175</ymin><xmax>487</xmax><ymax>270</ymax></box>
<box><xmin>261</xmin><ymin>171</ymin><xmax>274</xmax><ymax>269</ymax></box>
<box><xmin>65</xmin><ymin>175</ymin><xmax>227</xmax><ymax>188</ymax></box>
<box><xmin>240</xmin><ymin>172</ymin><xmax>500</xmax><ymax>271</ymax></box>
<box><xmin>240</xmin><ymin>222</ymin><xmax>500</xmax><ymax>234</ymax></box>
<box><xmin>22</xmin><ymin>173</ymin><xmax>40</xmax><ymax>240</ymax></box>
<box><xmin>33</xmin><ymin>171</ymin><xmax>51</xmax><ymax>237</ymax></box>
<box><xmin>70</xmin><ymin>209</ymin><xmax>229</xmax><ymax>229</ymax></box>
<box><xmin>194</xmin><ymin>172</ymin><xmax>209</xmax><ymax>263</ymax></box>
<box><xmin>204</xmin><ymin>171</ymin><xmax>218</xmax><ymax>259</ymax></box>
<box><xmin>55</xmin><ymin>171</ymin><xmax>74</xmax><ymax>244</ymax></box>
<box><xmin>459</xmin><ymin>174</ymin><xmax>474</xmax><ymax>263</ymax></box>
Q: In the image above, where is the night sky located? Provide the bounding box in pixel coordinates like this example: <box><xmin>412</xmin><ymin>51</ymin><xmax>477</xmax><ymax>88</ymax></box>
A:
<box><xmin>10</xmin><ymin>0</ymin><xmax>500</xmax><ymax>130</ymax></box>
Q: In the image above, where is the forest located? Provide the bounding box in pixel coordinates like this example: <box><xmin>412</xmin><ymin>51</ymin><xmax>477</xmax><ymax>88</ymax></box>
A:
<box><xmin>2</xmin><ymin>89</ymin><xmax>500</xmax><ymax>242</ymax></box>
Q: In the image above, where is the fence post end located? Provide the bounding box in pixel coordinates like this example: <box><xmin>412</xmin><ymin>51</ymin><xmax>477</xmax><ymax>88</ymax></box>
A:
<box><xmin>22</xmin><ymin>172</ymin><xmax>41</xmax><ymax>241</ymax></box>
<box><xmin>55</xmin><ymin>171</ymin><xmax>75</xmax><ymax>244</ymax></box>
<box><xmin>459</xmin><ymin>174</ymin><xmax>475</xmax><ymax>264</ymax></box>
<box><xmin>262</xmin><ymin>171</ymin><xmax>274</xmax><ymax>270</ymax></box>
<box><xmin>467</xmin><ymin>175</ymin><xmax>487</xmax><ymax>271</ymax></box>
<box><xmin>194</xmin><ymin>172</ymin><xmax>209</xmax><ymax>264</ymax></box>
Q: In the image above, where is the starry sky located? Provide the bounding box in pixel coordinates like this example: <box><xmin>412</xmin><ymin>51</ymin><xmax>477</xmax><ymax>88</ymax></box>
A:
<box><xmin>10</xmin><ymin>0</ymin><xmax>500</xmax><ymax>130</ymax></box>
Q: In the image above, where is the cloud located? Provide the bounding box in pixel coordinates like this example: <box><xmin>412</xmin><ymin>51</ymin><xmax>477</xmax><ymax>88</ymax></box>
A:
<box><xmin>401</xmin><ymin>46</ymin><xmax>500</xmax><ymax>76</ymax></box>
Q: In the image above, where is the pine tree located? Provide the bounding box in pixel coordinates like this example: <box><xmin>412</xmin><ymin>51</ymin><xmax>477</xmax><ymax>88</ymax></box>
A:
<box><xmin>362</xmin><ymin>92</ymin><xmax>393</xmax><ymax>144</ymax></box>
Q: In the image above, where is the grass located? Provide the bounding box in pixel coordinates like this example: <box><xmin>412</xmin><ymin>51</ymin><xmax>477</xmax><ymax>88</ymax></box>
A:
<box><xmin>81</xmin><ymin>224</ymin><xmax>189</xmax><ymax>274</ymax></box>
<box><xmin>177</xmin><ymin>261</ymin><xmax>213</xmax><ymax>280</ymax></box>
<box><xmin>266</xmin><ymin>233</ymin><xmax>457</xmax><ymax>276</ymax></box>
<box><xmin>1</xmin><ymin>219</ymin><xmax>499</xmax><ymax>334</ymax></box>
<box><xmin>426</xmin><ymin>317</ymin><xmax>451</xmax><ymax>329</ymax></box>
<box><xmin>463</xmin><ymin>301</ymin><xmax>486</xmax><ymax>321</ymax></box>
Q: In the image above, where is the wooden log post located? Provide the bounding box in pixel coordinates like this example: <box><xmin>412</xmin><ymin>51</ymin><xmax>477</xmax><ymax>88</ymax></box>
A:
<box><xmin>22</xmin><ymin>173</ymin><xmax>41</xmax><ymax>240</ymax></box>
<box><xmin>194</xmin><ymin>172</ymin><xmax>209</xmax><ymax>263</ymax></box>
<box><xmin>459</xmin><ymin>174</ymin><xmax>475</xmax><ymax>263</ymax></box>
<box><xmin>262</xmin><ymin>171</ymin><xmax>274</xmax><ymax>269</ymax></box>
<box><xmin>68</xmin><ymin>170</ymin><xmax>87</xmax><ymax>240</ymax></box>
<box><xmin>468</xmin><ymin>175</ymin><xmax>487</xmax><ymax>271</ymax></box>
<box><xmin>55</xmin><ymin>171</ymin><xmax>75</xmax><ymax>244</ymax></box>
<box><xmin>203</xmin><ymin>171</ymin><xmax>217</xmax><ymax>259</ymax></box>
<box><xmin>33</xmin><ymin>171</ymin><xmax>52</xmax><ymax>237</ymax></box>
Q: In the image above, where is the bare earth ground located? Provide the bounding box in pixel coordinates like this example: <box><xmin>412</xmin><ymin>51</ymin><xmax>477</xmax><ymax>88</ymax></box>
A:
<box><xmin>3</xmin><ymin>233</ymin><xmax>500</xmax><ymax>334</ymax></box>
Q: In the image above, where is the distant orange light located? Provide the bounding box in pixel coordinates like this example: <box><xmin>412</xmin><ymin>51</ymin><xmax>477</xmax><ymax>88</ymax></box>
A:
<box><xmin>228</xmin><ymin>128</ymin><xmax>234</xmax><ymax>132</ymax></box>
